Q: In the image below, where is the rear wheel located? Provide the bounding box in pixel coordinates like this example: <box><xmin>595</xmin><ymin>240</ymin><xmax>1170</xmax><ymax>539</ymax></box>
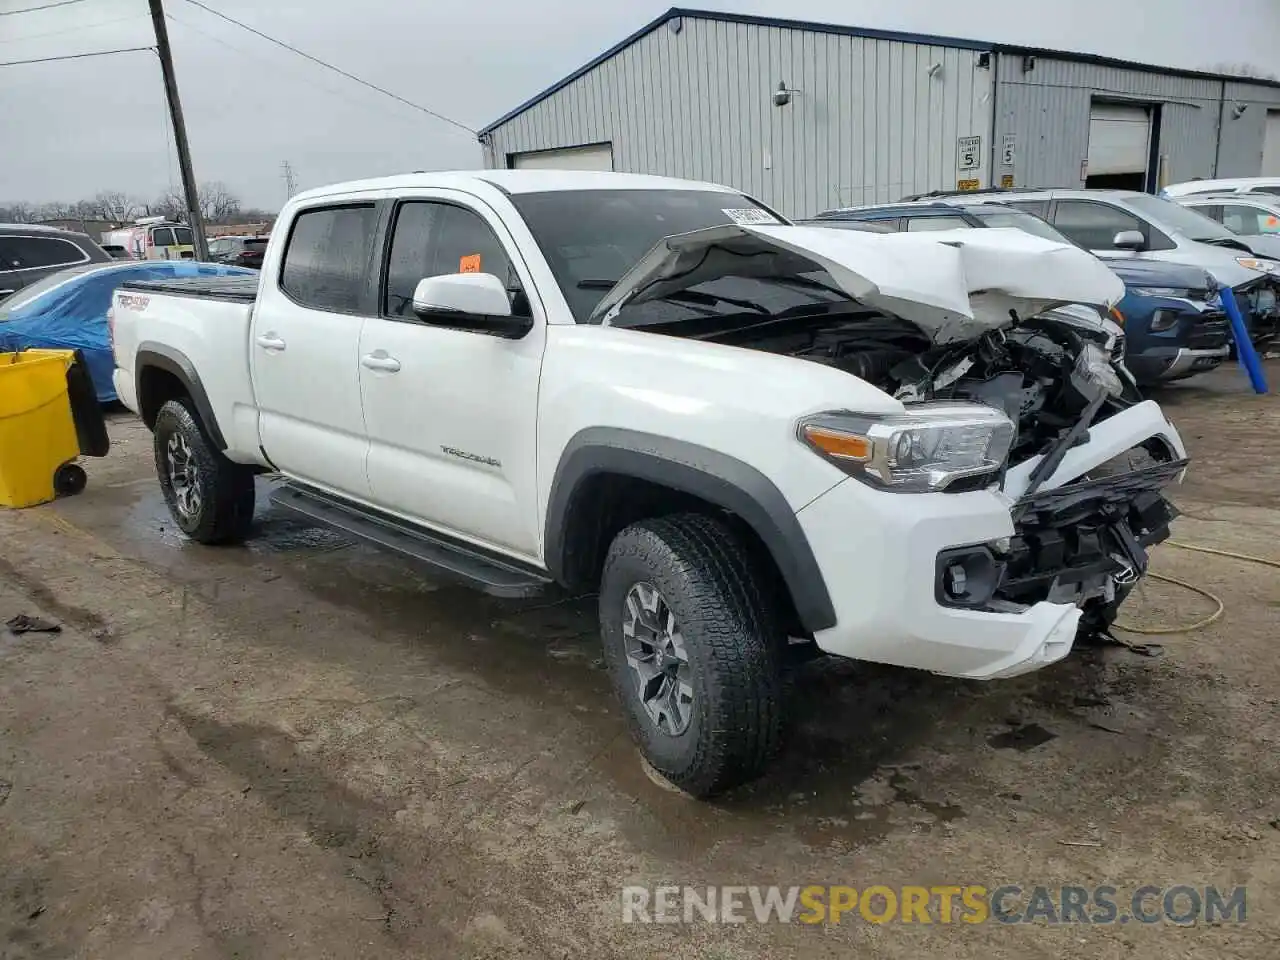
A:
<box><xmin>599</xmin><ymin>513</ymin><xmax>784</xmax><ymax>798</ymax></box>
<box><xmin>153</xmin><ymin>398</ymin><xmax>255</xmax><ymax>544</ymax></box>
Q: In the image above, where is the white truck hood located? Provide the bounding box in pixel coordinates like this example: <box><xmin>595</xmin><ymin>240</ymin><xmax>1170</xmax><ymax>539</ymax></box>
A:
<box><xmin>592</xmin><ymin>224</ymin><xmax>1125</xmax><ymax>344</ymax></box>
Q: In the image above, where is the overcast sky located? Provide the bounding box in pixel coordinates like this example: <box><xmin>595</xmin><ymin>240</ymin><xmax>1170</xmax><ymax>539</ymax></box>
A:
<box><xmin>2</xmin><ymin>0</ymin><xmax>1277</xmax><ymax>210</ymax></box>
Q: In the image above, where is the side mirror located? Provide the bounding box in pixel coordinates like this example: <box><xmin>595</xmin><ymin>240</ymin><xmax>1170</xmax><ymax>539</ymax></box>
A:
<box><xmin>411</xmin><ymin>272</ymin><xmax>532</xmax><ymax>339</ymax></box>
<box><xmin>1113</xmin><ymin>230</ymin><xmax>1146</xmax><ymax>251</ymax></box>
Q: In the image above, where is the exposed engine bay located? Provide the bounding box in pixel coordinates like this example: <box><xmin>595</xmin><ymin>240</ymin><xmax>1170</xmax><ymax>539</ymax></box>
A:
<box><xmin>691</xmin><ymin>303</ymin><xmax>1139</xmax><ymax>465</ymax></box>
<box><xmin>674</xmin><ymin>302</ymin><xmax>1183</xmax><ymax>638</ymax></box>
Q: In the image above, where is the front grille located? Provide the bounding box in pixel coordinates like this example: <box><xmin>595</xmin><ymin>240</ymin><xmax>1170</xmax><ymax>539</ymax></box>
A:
<box><xmin>1187</xmin><ymin>314</ymin><xmax>1229</xmax><ymax>350</ymax></box>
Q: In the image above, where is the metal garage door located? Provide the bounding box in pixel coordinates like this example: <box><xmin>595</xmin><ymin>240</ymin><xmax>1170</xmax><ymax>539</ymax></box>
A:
<box><xmin>1263</xmin><ymin>111</ymin><xmax>1280</xmax><ymax>177</ymax></box>
<box><xmin>1087</xmin><ymin>104</ymin><xmax>1151</xmax><ymax>176</ymax></box>
<box><xmin>510</xmin><ymin>144</ymin><xmax>614</xmax><ymax>171</ymax></box>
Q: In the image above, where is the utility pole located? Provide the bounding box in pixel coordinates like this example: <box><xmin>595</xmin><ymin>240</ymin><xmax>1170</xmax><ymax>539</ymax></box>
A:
<box><xmin>148</xmin><ymin>0</ymin><xmax>208</xmax><ymax>260</ymax></box>
<box><xmin>281</xmin><ymin>160</ymin><xmax>297</xmax><ymax>200</ymax></box>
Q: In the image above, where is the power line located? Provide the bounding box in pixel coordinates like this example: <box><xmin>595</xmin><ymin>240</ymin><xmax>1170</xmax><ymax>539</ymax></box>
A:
<box><xmin>0</xmin><ymin>45</ymin><xmax>155</xmax><ymax>67</ymax></box>
<box><xmin>164</xmin><ymin>10</ymin><xmax>448</xmax><ymax>128</ymax></box>
<box><xmin>178</xmin><ymin>0</ymin><xmax>476</xmax><ymax>136</ymax></box>
<box><xmin>0</xmin><ymin>0</ymin><xmax>90</xmax><ymax>15</ymax></box>
<box><xmin>0</xmin><ymin>14</ymin><xmax>149</xmax><ymax>44</ymax></box>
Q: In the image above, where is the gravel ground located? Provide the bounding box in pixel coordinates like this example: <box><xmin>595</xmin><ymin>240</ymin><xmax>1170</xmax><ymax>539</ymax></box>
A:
<box><xmin>2</xmin><ymin>363</ymin><xmax>1279</xmax><ymax>959</ymax></box>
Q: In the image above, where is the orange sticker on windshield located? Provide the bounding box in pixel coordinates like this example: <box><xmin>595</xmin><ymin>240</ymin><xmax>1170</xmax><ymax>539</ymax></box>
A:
<box><xmin>459</xmin><ymin>254</ymin><xmax>482</xmax><ymax>273</ymax></box>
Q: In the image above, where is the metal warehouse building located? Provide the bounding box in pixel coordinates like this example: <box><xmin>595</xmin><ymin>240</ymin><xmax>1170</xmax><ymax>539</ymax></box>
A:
<box><xmin>479</xmin><ymin>7</ymin><xmax>1280</xmax><ymax>217</ymax></box>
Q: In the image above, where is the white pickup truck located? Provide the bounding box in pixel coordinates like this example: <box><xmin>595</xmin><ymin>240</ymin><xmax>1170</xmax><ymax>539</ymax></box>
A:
<box><xmin>110</xmin><ymin>171</ymin><xmax>1187</xmax><ymax>797</ymax></box>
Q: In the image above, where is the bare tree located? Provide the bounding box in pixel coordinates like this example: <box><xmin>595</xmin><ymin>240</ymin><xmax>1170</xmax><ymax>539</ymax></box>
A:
<box><xmin>149</xmin><ymin>183</ymin><xmax>242</xmax><ymax>224</ymax></box>
<box><xmin>0</xmin><ymin>202</ymin><xmax>38</xmax><ymax>223</ymax></box>
<box><xmin>37</xmin><ymin>201</ymin><xmax>72</xmax><ymax>220</ymax></box>
<box><xmin>1206</xmin><ymin>61</ymin><xmax>1279</xmax><ymax>81</ymax></box>
<box><xmin>198</xmin><ymin>181</ymin><xmax>241</xmax><ymax>223</ymax></box>
<box><xmin>151</xmin><ymin>190</ymin><xmax>187</xmax><ymax>221</ymax></box>
<box><xmin>92</xmin><ymin>191</ymin><xmax>142</xmax><ymax>222</ymax></box>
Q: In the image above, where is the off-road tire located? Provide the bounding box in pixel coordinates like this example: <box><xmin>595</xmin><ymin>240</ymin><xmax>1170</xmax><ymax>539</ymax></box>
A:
<box><xmin>599</xmin><ymin>513</ymin><xmax>784</xmax><ymax>798</ymax></box>
<box><xmin>154</xmin><ymin>398</ymin><xmax>255</xmax><ymax>544</ymax></box>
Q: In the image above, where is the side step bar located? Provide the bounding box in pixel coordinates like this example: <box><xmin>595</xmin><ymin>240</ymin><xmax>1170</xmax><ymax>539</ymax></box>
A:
<box><xmin>269</xmin><ymin>483</ymin><xmax>552</xmax><ymax>599</ymax></box>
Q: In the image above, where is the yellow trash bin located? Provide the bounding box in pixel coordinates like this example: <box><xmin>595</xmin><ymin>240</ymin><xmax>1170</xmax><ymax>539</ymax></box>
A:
<box><xmin>0</xmin><ymin>349</ymin><xmax>84</xmax><ymax>508</ymax></box>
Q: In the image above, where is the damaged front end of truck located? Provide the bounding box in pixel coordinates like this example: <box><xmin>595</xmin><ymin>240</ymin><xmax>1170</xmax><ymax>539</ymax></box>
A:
<box><xmin>594</xmin><ymin>223</ymin><xmax>1188</xmax><ymax>641</ymax></box>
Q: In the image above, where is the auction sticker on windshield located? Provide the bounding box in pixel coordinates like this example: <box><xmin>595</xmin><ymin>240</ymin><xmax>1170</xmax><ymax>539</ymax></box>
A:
<box><xmin>723</xmin><ymin>208</ymin><xmax>781</xmax><ymax>225</ymax></box>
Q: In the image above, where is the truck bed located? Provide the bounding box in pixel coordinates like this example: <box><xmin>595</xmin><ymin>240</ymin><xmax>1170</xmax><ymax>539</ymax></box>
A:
<box><xmin>120</xmin><ymin>275</ymin><xmax>259</xmax><ymax>303</ymax></box>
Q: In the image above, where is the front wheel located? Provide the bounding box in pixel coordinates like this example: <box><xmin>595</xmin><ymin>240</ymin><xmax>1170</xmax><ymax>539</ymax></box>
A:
<box><xmin>599</xmin><ymin>513</ymin><xmax>784</xmax><ymax>798</ymax></box>
<box><xmin>153</xmin><ymin>398</ymin><xmax>256</xmax><ymax>544</ymax></box>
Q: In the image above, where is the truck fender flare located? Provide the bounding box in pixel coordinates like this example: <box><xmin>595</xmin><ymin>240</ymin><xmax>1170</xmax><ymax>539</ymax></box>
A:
<box><xmin>135</xmin><ymin>342</ymin><xmax>227</xmax><ymax>450</ymax></box>
<box><xmin>544</xmin><ymin>427</ymin><xmax>837</xmax><ymax>633</ymax></box>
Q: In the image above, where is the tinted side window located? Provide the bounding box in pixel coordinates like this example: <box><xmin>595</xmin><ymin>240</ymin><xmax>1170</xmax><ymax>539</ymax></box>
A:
<box><xmin>281</xmin><ymin>204</ymin><xmax>378</xmax><ymax>313</ymax></box>
<box><xmin>1051</xmin><ymin>201</ymin><xmax>1145</xmax><ymax>249</ymax></box>
<box><xmin>905</xmin><ymin>215</ymin><xmax>970</xmax><ymax>232</ymax></box>
<box><xmin>1252</xmin><ymin>186</ymin><xmax>1280</xmax><ymax>196</ymax></box>
<box><xmin>152</xmin><ymin>227</ymin><xmax>175</xmax><ymax>247</ymax></box>
<box><xmin>1005</xmin><ymin>200</ymin><xmax>1049</xmax><ymax>217</ymax></box>
<box><xmin>1221</xmin><ymin>204</ymin><xmax>1272</xmax><ymax>235</ymax></box>
<box><xmin>384</xmin><ymin>202</ymin><xmax>515</xmax><ymax>317</ymax></box>
<box><xmin>0</xmin><ymin>236</ymin><xmax>88</xmax><ymax>270</ymax></box>
<box><xmin>1191</xmin><ymin>204</ymin><xmax>1224</xmax><ymax>224</ymax></box>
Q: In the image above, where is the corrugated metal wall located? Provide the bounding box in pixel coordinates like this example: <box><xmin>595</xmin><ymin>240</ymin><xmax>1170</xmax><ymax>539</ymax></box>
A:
<box><xmin>993</xmin><ymin>57</ymin><xmax>1280</xmax><ymax>188</ymax></box>
<box><xmin>1217</xmin><ymin>80</ymin><xmax>1280</xmax><ymax>178</ymax></box>
<box><xmin>484</xmin><ymin>16</ymin><xmax>994</xmax><ymax>217</ymax></box>
<box><xmin>485</xmin><ymin>15</ymin><xmax>1280</xmax><ymax>206</ymax></box>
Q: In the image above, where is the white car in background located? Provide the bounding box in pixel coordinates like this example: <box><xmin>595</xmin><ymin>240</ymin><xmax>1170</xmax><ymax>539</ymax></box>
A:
<box><xmin>1173</xmin><ymin>192</ymin><xmax>1280</xmax><ymax>259</ymax></box>
<box><xmin>1162</xmin><ymin>177</ymin><xmax>1280</xmax><ymax>200</ymax></box>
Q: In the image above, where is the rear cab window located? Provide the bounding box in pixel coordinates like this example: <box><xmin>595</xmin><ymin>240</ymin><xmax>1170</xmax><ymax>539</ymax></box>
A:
<box><xmin>0</xmin><ymin>235</ymin><xmax>90</xmax><ymax>272</ymax></box>
<box><xmin>279</xmin><ymin>204</ymin><xmax>379</xmax><ymax>313</ymax></box>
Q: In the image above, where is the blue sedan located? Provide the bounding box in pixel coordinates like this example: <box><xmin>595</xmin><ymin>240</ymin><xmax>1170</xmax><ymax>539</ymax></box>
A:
<box><xmin>0</xmin><ymin>260</ymin><xmax>256</xmax><ymax>402</ymax></box>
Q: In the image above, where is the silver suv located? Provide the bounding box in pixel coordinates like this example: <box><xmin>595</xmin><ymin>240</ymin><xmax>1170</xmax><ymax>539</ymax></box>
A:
<box><xmin>983</xmin><ymin>189</ymin><xmax>1280</xmax><ymax>341</ymax></box>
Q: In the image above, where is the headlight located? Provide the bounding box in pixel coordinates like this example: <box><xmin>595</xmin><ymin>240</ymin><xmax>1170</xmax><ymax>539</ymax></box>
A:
<box><xmin>1236</xmin><ymin>256</ymin><xmax>1280</xmax><ymax>275</ymax></box>
<box><xmin>798</xmin><ymin>404</ymin><xmax>1015</xmax><ymax>493</ymax></box>
<box><xmin>1131</xmin><ymin>286</ymin><xmax>1193</xmax><ymax>298</ymax></box>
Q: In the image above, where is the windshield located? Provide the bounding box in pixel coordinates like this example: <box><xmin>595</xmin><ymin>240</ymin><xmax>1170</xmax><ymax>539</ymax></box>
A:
<box><xmin>1125</xmin><ymin>194</ymin><xmax>1236</xmax><ymax>241</ymax></box>
<box><xmin>509</xmin><ymin>189</ymin><xmax>783</xmax><ymax>322</ymax></box>
<box><xmin>969</xmin><ymin>208</ymin><xmax>1076</xmax><ymax>245</ymax></box>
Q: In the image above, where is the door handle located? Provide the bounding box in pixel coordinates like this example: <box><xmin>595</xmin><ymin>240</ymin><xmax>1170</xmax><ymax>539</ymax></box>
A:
<box><xmin>361</xmin><ymin>352</ymin><xmax>401</xmax><ymax>373</ymax></box>
<box><xmin>256</xmin><ymin>334</ymin><xmax>286</xmax><ymax>351</ymax></box>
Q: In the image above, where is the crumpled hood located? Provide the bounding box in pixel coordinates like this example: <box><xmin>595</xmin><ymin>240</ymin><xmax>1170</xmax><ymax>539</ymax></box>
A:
<box><xmin>593</xmin><ymin>224</ymin><xmax>1125</xmax><ymax>343</ymax></box>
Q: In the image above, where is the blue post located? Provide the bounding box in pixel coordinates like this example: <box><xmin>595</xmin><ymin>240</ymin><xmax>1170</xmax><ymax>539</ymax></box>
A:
<box><xmin>1217</xmin><ymin>282</ymin><xmax>1268</xmax><ymax>394</ymax></box>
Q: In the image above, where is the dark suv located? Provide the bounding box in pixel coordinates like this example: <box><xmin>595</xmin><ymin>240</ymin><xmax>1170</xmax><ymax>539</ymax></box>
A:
<box><xmin>0</xmin><ymin>224</ymin><xmax>113</xmax><ymax>300</ymax></box>
<box><xmin>808</xmin><ymin>200</ymin><xmax>1230</xmax><ymax>384</ymax></box>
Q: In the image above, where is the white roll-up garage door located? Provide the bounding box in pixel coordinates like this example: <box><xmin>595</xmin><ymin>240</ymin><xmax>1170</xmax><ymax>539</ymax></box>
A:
<box><xmin>510</xmin><ymin>144</ymin><xmax>614</xmax><ymax>171</ymax></box>
<box><xmin>1087</xmin><ymin>104</ymin><xmax>1151</xmax><ymax>176</ymax></box>
<box><xmin>1262</xmin><ymin>111</ymin><xmax>1280</xmax><ymax>177</ymax></box>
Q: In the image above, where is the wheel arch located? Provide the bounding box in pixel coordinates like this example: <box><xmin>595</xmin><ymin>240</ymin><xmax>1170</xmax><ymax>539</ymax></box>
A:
<box><xmin>544</xmin><ymin>428</ymin><xmax>837</xmax><ymax>634</ymax></box>
<box><xmin>135</xmin><ymin>342</ymin><xmax>226</xmax><ymax>449</ymax></box>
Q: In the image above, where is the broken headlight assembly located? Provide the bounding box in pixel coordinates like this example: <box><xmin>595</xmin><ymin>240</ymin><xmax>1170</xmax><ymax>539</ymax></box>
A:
<box><xmin>799</xmin><ymin>403</ymin><xmax>1015</xmax><ymax>493</ymax></box>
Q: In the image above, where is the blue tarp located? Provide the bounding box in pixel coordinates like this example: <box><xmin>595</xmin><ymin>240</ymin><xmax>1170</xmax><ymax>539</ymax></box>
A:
<box><xmin>0</xmin><ymin>261</ymin><xmax>255</xmax><ymax>402</ymax></box>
